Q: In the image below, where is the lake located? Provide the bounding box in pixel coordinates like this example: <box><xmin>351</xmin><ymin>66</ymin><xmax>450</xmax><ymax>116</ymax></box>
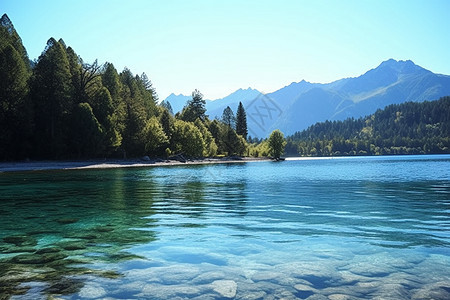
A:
<box><xmin>0</xmin><ymin>155</ymin><xmax>449</xmax><ymax>299</ymax></box>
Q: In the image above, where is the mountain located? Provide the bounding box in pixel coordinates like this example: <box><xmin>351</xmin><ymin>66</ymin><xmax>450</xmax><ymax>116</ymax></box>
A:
<box><xmin>262</xmin><ymin>59</ymin><xmax>450</xmax><ymax>137</ymax></box>
<box><xmin>162</xmin><ymin>88</ymin><xmax>262</xmax><ymax>118</ymax></box>
<box><xmin>163</xmin><ymin>93</ymin><xmax>196</xmax><ymax>114</ymax></box>
<box><xmin>163</xmin><ymin>59</ymin><xmax>450</xmax><ymax>138</ymax></box>
<box><xmin>206</xmin><ymin>88</ymin><xmax>262</xmax><ymax>119</ymax></box>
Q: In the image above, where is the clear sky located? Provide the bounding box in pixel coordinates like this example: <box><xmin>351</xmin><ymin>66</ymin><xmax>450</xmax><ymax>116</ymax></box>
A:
<box><xmin>2</xmin><ymin>0</ymin><xmax>449</xmax><ymax>100</ymax></box>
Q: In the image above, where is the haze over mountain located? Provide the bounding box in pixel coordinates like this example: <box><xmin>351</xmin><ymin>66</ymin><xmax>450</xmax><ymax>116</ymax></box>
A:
<box><xmin>163</xmin><ymin>59</ymin><xmax>450</xmax><ymax>138</ymax></box>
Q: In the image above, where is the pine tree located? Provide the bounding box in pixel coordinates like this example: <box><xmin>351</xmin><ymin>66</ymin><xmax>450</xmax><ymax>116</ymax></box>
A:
<box><xmin>160</xmin><ymin>100</ymin><xmax>173</xmax><ymax>115</ymax></box>
<box><xmin>222</xmin><ymin>106</ymin><xmax>235</xmax><ymax>129</ymax></box>
<box><xmin>160</xmin><ymin>107</ymin><xmax>174</xmax><ymax>140</ymax></box>
<box><xmin>71</xmin><ymin>103</ymin><xmax>103</xmax><ymax>157</ymax></box>
<box><xmin>0</xmin><ymin>14</ymin><xmax>32</xmax><ymax>159</ymax></box>
<box><xmin>31</xmin><ymin>38</ymin><xmax>73</xmax><ymax>158</ymax></box>
<box><xmin>236</xmin><ymin>101</ymin><xmax>248</xmax><ymax>140</ymax></box>
<box><xmin>180</xmin><ymin>89</ymin><xmax>207</xmax><ymax>122</ymax></box>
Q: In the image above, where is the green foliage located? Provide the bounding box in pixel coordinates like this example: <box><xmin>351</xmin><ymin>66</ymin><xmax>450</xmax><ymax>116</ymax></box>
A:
<box><xmin>160</xmin><ymin>99</ymin><xmax>173</xmax><ymax>115</ymax></box>
<box><xmin>222</xmin><ymin>106</ymin><xmax>235</xmax><ymax>129</ymax></box>
<box><xmin>194</xmin><ymin>118</ymin><xmax>217</xmax><ymax>157</ymax></box>
<box><xmin>71</xmin><ymin>103</ymin><xmax>103</xmax><ymax>157</ymax></box>
<box><xmin>172</xmin><ymin>119</ymin><xmax>205</xmax><ymax>157</ymax></box>
<box><xmin>31</xmin><ymin>38</ymin><xmax>73</xmax><ymax>158</ymax></box>
<box><xmin>180</xmin><ymin>89</ymin><xmax>207</xmax><ymax>122</ymax></box>
<box><xmin>236</xmin><ymin>101</ymin><xmax>248</xmax><ymax>140</ymax></box>
<box><xmin>90</xmin><ymin>87</ymin><xmax>122</xmax><ymax>152</ymax></box>
<box><xmin>248</xmin><ymin>140</ymin><xmax>270</xmax><ymax>157</ymax></box>
<box><xmin>160</xmin><ymin>107</ymin><xmax>175</xmax><ymax>141</ymax></box>
<box><xmin>287</xmin><ymin>97</ymin><xmax>450</xmax><ymax>156</ymax></box>
<box><xmin>0</xmin><ymin>40</ymin><xmax>32</xmax><ymax>159</ymax></box>
<box><xmin>268</xmin><ymin>129</ymin><xmax>287</xmax><ymax>159</ymax></box>
<box><xmin>0</xmin><ymin>14</ymin><xmax>262</xmax><ymax>160</ymax></box>
<box><xmin>143</xmin><ymin>117</ymin><xmax>169</xmax><ymax>156</ymax></box>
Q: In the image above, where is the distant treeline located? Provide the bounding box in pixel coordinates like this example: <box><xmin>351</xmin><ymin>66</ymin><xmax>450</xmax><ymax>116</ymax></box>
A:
<box><xmin>286</xmin><ymin>96</ymin><xmax>450</xmax><ymax>156</ymax></box>
<box><xmin>0</xmin><ymin>14</ymin><xmax>250</xmax><ymax>160</ymax></box>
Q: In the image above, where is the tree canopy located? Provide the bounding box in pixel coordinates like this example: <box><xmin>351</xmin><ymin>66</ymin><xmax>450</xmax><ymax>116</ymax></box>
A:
<box><xmin>1</xmin><ymin>13</ymin><xmax>447</xmax><ymax>161</ymax></box>
<box><xmin>268</xmin><ymin>129</ymin><xmax>287</xmax><ymax>159</ymax></box>
<box><xmin>236</xmin><ymin>102</ymin><xmax>248</xmax><ymax>140</ymax></box>
<box><xmin>285</xmin><ymin>97</ymin><xmax>450</xmax><ymax>156</ymax></box>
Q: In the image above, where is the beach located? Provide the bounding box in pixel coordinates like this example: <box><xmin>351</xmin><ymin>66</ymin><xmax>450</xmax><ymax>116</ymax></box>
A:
<box><xmin>0</xmin><ymin>157</ymin><xmax>271</xmax><ymax>173</ymax></box>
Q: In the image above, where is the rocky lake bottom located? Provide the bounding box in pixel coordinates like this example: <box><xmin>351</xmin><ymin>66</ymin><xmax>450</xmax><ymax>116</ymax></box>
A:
<box><xmin>1</xmin><ymin>155</ymin><xmax>449</xmax><ymax>299</ymax></box>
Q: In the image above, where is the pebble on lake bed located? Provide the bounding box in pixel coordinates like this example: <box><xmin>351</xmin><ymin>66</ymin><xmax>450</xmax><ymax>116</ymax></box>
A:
<box><xmin>211</xmin><ymin>280</ymin><xmax>237</xmax><ymax>298</ymax></box>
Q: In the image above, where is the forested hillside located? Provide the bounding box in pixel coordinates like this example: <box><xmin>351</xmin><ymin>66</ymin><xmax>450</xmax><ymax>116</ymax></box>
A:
<box><xmin>0</xmin><ymin>14</ymin><xmax>248</xmax><ymax>160</ymax></box>
<box><xmin>286</xmin><ymin>96</ymin><xmax>450</xmax><ymax>156</ymax></box>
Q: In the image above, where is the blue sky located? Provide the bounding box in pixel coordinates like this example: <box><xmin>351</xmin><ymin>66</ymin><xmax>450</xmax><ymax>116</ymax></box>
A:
<box><xmin>3</xmin><ymin>0</ymin><xmax>449</xmax><ymax>100</ymax></box>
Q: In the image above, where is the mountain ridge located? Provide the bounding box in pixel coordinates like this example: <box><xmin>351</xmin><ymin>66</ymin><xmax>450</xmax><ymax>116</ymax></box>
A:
<box><xmin>163</xmin><ymin>59</ymin><xmax>450</xmax><ymax>138</ymax></box>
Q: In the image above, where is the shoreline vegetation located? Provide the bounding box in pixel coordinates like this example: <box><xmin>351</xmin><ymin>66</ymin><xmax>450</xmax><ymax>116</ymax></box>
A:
<box><xmin>1</xmin><ymin>14</ymin><xmax>448</xmax><ymax>164</ymax></box>
<box><xmin>0</xmin><ymin>157</ymin><xmax>272</xmax><ymax>173</ymax></box>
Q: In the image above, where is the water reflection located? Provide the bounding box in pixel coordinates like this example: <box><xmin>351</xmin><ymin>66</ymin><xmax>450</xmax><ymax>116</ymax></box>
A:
<box><xmin>0</xmin><ymin>168</ymin><xmax>157</xmax><ymax>298</ymax></box>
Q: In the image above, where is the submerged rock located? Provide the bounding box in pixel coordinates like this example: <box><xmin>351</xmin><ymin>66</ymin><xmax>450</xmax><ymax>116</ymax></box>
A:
<box><xmin>412</xmin><ymin>281</ymin><xmax>450</xmax><ymax>300</ymax></box>
<box><xmin>211</xmin><ymin>280</ymin><xmax>237</xmax><ymax>298</ymax></box>
<box><xmin>3</xmin><ymin>235</ymin><xmax>36</xmax><ymax>247</ymax></box>
<box><xmin>2</xmin><ymin>246</ymin><xmax>36</xmax><ymax>253</ymax></box>
<box><xmin>35</xmin><ymin>247</ymin><xmax>61</xmax><ymax>254</ymax></box>
<box><xmin>94</xmin><ymin>225</ymin><xmax>115</xmax><ymax>233</ymax></box>
<box><xmin>44</xmin><ymin>277</ymin><xmax>84</xmax><ymax>295</ymax></box>
<box><xmin>58</xmin><ymin>241</ymin><xmax>87</xmax><ymax>251</ymax></box>
<box><xmin>56</xmin><ymin>218</ymin><xmax>79</xmax><ymax>225</ymax></box>
<box><xmin>328</xmin><ymin>294</ymin><xmax>359</xmax><ymax>300</ymax></box>
<box><xmin>11</xmin><ymin>252</ymin><xmax>67</xmax><ymax>265</ymax></box>
<box><xmin>78</xmin><ymin>284</ymin><xmax>106</xmax><ymax>298</ymax></box>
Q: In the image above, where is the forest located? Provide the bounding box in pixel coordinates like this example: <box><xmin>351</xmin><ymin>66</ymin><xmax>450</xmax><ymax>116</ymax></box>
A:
<box><xmin>285</xmin><ymin>96</ymin><xmax>450</xmax><ymax>156</ymax></box>
<box><xmin>0</xmin><ymin>14</ymin><xmax>251</xmax><ymax>160</ymax></box>
<box><xmin>1</xmin><ymin>13</ymin><xmax>449</xmax><ymax>161</ymax></box>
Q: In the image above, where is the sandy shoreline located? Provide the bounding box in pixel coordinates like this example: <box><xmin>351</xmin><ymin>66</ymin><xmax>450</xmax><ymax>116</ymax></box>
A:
<box><xmin>0</xmin><ymin>157</ymin><xmax>272</xmax><ymax>173</ymax></box>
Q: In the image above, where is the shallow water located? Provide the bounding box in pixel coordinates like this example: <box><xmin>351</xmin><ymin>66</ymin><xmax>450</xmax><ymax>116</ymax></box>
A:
<box><xmin>0</xmin><ymin>155</ymin><xmax>449</xmax><ymax>299</ymax></box>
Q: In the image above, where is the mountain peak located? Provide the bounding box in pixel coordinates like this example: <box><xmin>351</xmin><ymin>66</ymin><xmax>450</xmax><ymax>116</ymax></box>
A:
<box><xmin>378</xmin><ymin>59</ymin><xmax>427</xmax><ymax>74</ymax></box>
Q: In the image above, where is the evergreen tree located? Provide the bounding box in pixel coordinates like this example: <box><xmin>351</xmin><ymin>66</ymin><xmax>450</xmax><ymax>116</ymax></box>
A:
<box><xmin>89</xmin><ymin>87</ymin><xmax>122</xmax><ymax>153</ymax></box>
<box><xmin>180</xmin><ymin>89</ymin><xmax>207</xmax><ymax>122</ymax></box>
<box><xmin>31</xmin><ymin>38</ymin><xmax>74</xmax><ymax>158</ymax></box>
<box><xmin>194</xmin><ymin>118</ymin><xmax>218</xmax><ymax>157</ymax></box>
<box><xmin>0</xmin><ymin>14</ymin><xmax>30</xmax><ymax>72</ymax></box>
<box><xmin>102</xmin><ymin>63</ymin><xmax>122</xmax><ymax>106</ymax></box>
<box><xmin>160</xmin><ymin>99</ymin><xmax>174</xmax><ymax>115</ymax></box>
<box><xmin>140</xmin><ymin>72</ymin><xmax>158</xmax><ymax>103</ymax></box>
<box><xmin>160</xmin><ymin>107</ymin><xmax>174</xmax><ymax>140</ymax></box>
<box><xmin>221</xmin><ymin>106</ymin><xmax>236</xmax><ymax>129</ymax></box>
<box><xmin>120</xmin><ymin>68</ymin><xmax>148</xmax><ymax>157</ymax></box>
<box><xmin>0</xmin><ymin>14</ymin><xmax>32</xmax><ymax>159</ymax></box>
<box><xmin>71</xmin><ymin>103</ymin><xmax>103</xmax><ymax>157</ymax></box>
<box><xmin>236</xmin><ymin>102</ymin><xmax>248</xmax><ymax>140</ymax></box>
<box><xmin>208</xmin><ymin>119</ymin><xmax>226</xmax><ymax>154</ymax></box>
<box><xmin>102</xmin><ymin>62</ymin><xmax>126</xmax><ymax>142</ymax></box>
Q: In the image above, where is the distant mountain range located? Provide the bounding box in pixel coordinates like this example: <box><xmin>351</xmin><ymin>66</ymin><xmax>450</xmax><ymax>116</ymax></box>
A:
<box><xmin>164</xmin><ymin>87</ymin><xmax>261</xmax><ymax>118</ymax></box>
<box><xmin>163</xmin><ymin>59</ymin><xmax>450</xmax><ymax>138</ymax></box>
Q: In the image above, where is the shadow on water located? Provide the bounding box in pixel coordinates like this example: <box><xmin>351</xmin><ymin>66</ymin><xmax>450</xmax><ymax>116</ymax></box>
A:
<box><xmin>0</xmin><ymin>168</ymin><xmax>158</xmax><ymax>298</ymax></box>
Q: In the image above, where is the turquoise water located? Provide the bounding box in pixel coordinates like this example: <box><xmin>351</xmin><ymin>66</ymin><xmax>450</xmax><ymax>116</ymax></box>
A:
<box><xmin>0</xmin><ymin>155</ymin><xmax>449</xmax><ymax>299</ymax></box>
